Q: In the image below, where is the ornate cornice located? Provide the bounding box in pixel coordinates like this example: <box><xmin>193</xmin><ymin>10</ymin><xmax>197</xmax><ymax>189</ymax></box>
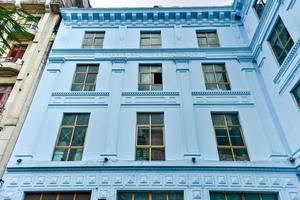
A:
<box><xmin>122</xmin><ymin>92</ymin><xmax>179</xmax><ymax>96</ymax></box>
<box><xmin>61</xmin><ymin>7</ymin><xmax>241</xmax><ymax>27</ymax></box>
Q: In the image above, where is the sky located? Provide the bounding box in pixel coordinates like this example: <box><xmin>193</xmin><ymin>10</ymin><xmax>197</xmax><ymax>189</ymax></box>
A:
<box><xmin>90</xmin><ymin>0</ymin><xmax>234</xmax><ymax>8</ymax></box>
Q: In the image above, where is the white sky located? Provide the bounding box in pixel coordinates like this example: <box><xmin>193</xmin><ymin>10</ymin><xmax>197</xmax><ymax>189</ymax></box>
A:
<box><xmin>90</xmin><ymin>0</ymin><xmax>234</xmax><ymax>8</ymax></box>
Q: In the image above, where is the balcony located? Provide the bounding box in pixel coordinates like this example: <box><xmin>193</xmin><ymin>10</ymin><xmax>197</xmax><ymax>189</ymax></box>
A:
<box><xmin>19</xmin><ymin>0</ymin><xmax>46</xmax><ymax>14</ymax></box>
<box><xmin>0</xmin><ymin>57</ymin><xmax>22</xmax><ymax>76</ymax></box>
<box><xmin>0</xmin><ymin>0</ymin><xmax>16</xmax><ymax>9</ymax></box>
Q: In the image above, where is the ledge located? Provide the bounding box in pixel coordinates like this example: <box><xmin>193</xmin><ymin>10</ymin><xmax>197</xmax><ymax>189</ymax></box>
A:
<box><xmin>0</xmin><ymin>58</ymin><xmax>22</xmax><ymax>77</ymax></box>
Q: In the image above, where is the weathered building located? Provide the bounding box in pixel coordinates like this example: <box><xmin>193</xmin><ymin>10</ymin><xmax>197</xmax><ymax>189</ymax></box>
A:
<box><xmin>1</xmin><ymin>0</ymin><xmax>300</xmax><ymax>199</ymax></box>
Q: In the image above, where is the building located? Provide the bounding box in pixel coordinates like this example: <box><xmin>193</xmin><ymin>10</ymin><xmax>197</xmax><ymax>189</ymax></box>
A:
<box><xmin>1</xmin><ymin>0</ymin><xmax>300</xmax><ymax>199</ymax></box>
<box><xmin>0</xmin><ymin>0</ymin><xmax>90</xmax><ymax>178</ymax></box>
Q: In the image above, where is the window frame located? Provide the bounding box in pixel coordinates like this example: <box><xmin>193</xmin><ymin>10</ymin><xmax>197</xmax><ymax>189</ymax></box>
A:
<box><xmin>268</xmin><ymin>17</ymin><xmax>294</xmax><ymax>66</ymax></box>
<box><xmin>138</xmin><ymin>63</ymin><xmax>163</xmax><ymax>91</ymax></box>
<box><xmin>71</xmin><ymin>64</ymin><xmax>99</xmax><ymax>91</ymax></box>
<box><xmin>135</xmin><ymin>112</ymin><xmax>165</xmax><ymax>161</ymax></box>
<box><xmin>117</xmin><ymin>191</ymin><xmax>184</xmax><ymax>200</ymax></box>
<box><xmin>140</xmin><ymin>31</ymin><xmax>162</xmax><ymax>48</ymax></box>
<box><xmin>291</xmin><ymin>80</ymin><xmax>300</xmax><ymax>108</ymax></box>
<box><xmin>253</xmin><ymin>0</ymin><xmax>268</xmax><ymax>19</ymax></box>
<box><xmin>196</xmin><ymin>30</ymin><xmax>220</xmax><ymax>48</ymax></box>
<box><xmin>24</xmin><ymin>192</ymin><xmax>91</xmax><ymax>200</ymax></box>
<box><xmin>202</xmin><ymin>63</ymin><xmax>231</xmax><ymax>90</ymax></box>
<box><xmin>52</xmin><ymin>113</ymin><xmax>90</xmax><ymax>161</ymax></box>
<box><xmin>211</xmin><ymin>112</ymin><xmax>250</xmax><ymax>161</ymax></box>
<box><xmin>210</xmin><ymin>191</ymin><xmax>278</xmax><ymax>200</ymax></box>
<box><xmin>82</xmin><ymin>31</ymin><xmax>105</xmax><ymax>48</ymax></box>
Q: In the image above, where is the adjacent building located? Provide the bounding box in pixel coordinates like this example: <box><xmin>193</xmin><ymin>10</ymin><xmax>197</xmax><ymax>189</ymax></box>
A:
<box><xmin>1</xmin><ymin>0</ymin><xmax>300</xmax><ymax>199</ymax></box>
<box><xmin>0</xmin><ymin>0</ymin><xmax>90</xmax><ymax>178</ymax></box>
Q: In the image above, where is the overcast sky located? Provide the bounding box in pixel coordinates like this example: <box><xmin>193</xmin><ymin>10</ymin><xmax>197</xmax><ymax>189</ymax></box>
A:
<box><xmin>90</xmin><ymin>0</ymin><xmax>234</xmax><ymax>8</ymax></box>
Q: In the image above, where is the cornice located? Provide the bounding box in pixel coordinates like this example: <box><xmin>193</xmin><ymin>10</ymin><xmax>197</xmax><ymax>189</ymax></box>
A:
<box><xmin>61</xmin><ymin>7</ymin><xmax>241</xmax><ymax>27</ymax></box>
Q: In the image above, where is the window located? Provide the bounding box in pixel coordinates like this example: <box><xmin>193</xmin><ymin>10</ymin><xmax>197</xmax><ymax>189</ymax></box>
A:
<box><xmin>202</xmin><ymin>64</ymin><xmax>231</xmax><ymax>90</ymax></box>
<box><xmin>269</xmin><ymin>18</ymin><xmax>294</xmax><ymax>65</ymax></box>
<box><xmin>71</xmin><ymin>64</ymin><xmax>99</xmax><ymax>91</ymax></box>
<box><xmin>210</xmin><ymin>192</ymin><xmax>278</xmax><ymax>200</ymax></box>
<box><xmin>211</xmin><ymin>113</ymin><xmax>249</xmax><ymax>161</ymax></box>
<box><xmin>136</xmin><ymin>113</ymin><xmax>165</xmax><ymax>161</ymax></box>
<box><xmin>292</xmin><ymin>82</ymin><xmax>300</xmax><ymax>108</ymax></box>
<box><xmin>196</xmin><ymin>31</ymin><xmax>220</xmax><ymax>47</ymax></box>
<box><xmin>138</xmin><ymin>64</ymin><xmax>162</xmax><ymax>91</ymax></box>
<box><xmin>253</xmin><ymin>0</ymin><xmax>268</xmax><ymax>18</ymax></box>
<box><xmin>7</xmin><ymin>45</ymin><xmax>27</xmax><ymax>62</ymax></box>
<box><xmin>53</xmin><ymin>113</ymin><xmax>90</xmax><ymax>161</ymax></box>
<box><xmin>82</xmin><ymin>31</ymin><xmax>105</xmax><ymax>48</ymax></box>
<box><xmin>0</xmin><ymin>85</ymin><xmax>13</xmax><ymax>110</ymax></box>
<box><xmin>24</xmin><ymin>192</ymin><xmax>91</xmax><ymax>200</ymax></box>
<box><xmin>118</xmin><ymin>191</ymin><xmax>183</xmax><ymax>200</ymax></box>
<box><xmin>140</xmin><ymin>31</ymin><xmax>161</xmax><ymax>48</ymax></box>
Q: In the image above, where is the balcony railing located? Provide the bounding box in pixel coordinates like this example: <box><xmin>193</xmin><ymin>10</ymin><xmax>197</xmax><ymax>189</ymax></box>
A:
<box><xmin>0</xmin><ymin>57</ymin><xmax>22</xmax><ymax>76</ymax></box>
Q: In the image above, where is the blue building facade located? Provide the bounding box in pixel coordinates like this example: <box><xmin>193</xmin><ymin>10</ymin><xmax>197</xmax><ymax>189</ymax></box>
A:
<box><xmin>1</xmin><ymin>0</ymin><xmax>300</xmax><ymax>199</ymax></box>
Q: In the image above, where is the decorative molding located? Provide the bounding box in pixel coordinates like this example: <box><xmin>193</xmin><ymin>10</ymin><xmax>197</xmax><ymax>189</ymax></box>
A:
<box><xmin>49</xmin><ymin>48</ymin><xmax>251</xmax><ymax>62</ymax></box>
<box><xmin>49</xmin><ymin>92</ymin><xmax>110</xmax><ymax>106</ymax></box>
<box><xmin>61</xmin><ymin>8</ymin><xmax>240</xmax><ymax>28</ymax></box>
<box><xmin>122</xmin><ymin>92</ymin><xmax>179</xmax><ymax>96</ymax></box>
<box><xmin>278</xmin><ymin>59</ymin><xmax>300</xmax><ymax>94</ymax></box>
<box><xmin>121</xmin><ymin>91</ymin><xmax>180</xmax><ymax>106</ymax></box>
<box><xmin>287</xmin><ymin>0</ymin><xmax>296</xmax><ymax>10</ymax></box>
<box><xmin>192</xmin><ymin>91</ymin><xmax>254</xmax><ymax>106</ymax></box>
<box><xmin>273</xmin><ymin>38</ymin><xmax>300</xmax><ymax>84</ymax></box>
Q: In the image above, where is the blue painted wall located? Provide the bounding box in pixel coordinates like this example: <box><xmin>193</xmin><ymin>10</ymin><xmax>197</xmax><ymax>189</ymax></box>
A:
<box><xmin>2</xmin><ymin>0</ymin><xmax>300</xmax><ymax>200</ymax></box>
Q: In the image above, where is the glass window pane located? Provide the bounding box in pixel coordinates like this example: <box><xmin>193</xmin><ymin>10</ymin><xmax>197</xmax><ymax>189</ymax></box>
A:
<box><xmin>245</xmin><ymin>193</ymin><xmax>260</xmax><ymax>200</ymax></box>
<box><xmin>139</xmin><ymin>84</ymin><xmax>150</xmax><ymax>91</ymax></box>
<box><xmin>292</xmin><ymin>84</ymin><xmax>300</xmax><ymax>103</ymax></box>
<box><xmin>215</xmin><ymin>129</ymin><xmax>230</xmax><ymax>145</ymax></box>
<box><xmin>76</xmin><ymin>66</ymin><xmax>87</xmax><ymax>72</ymax></box>
<box><xmin>71</xmin><ymin>84</ymin><xmax>84</xmax><ymax>91</ymax></box>
<box><xmin>154</xmin><ymin>73</ymin><xmax>162</xmax><ymax>84</ymax></box>
<box><xmin>212</xmin><ymin>114</ymin><xmax>225</xmax><ymax>126</ymax></box>
<box><xmin>206</xmin><ymin>83</ymin><xmax>218</xmax><ymax>90</ymax></box>
<box><xmin>218</xmin><ymin>148</ymin><xmax>234</xmax><ymax>161</ymax></box>
<box><xmin>140</xmin><ymin>74</ymin><xmax>151</xmax><ymax>84</ymax></box>
<box><xmin>218</xmin><ymin>83</ymin><xmax>231</xmax><ymax>90</ymax></box>
<box><xmin>68</xmin><ymin>148</ymin><xmax>83</xmax><ymax>161</ymax></box>
<box><xmin>151</xmin><ymin>84</ymin><xmax>163</xmax><ymax>91</ymax></box>
<box><xmin>229</xmin><ymin>128</ymin><xmax>244</xmax><ymax>146</ymax></box>
<box><xmin>169</xmin><ymin>192</ymin><xmax>184</xmax><ymax>200</ymax></box>
<box><xmin>261</xmin><ymin>194</ymin><xmax>278</xmax><ymax>200</ymax></box>
<box><xmin>214</xmin><ymin>64</ymin><xmax>225</xmax><ymax>71</ymax></box>
<box><xmin>226</xmin><ymin>114</ymin><xmax>240</xmax><ymax>125</ymax></box>
<box><xmin>136</xmin><ymin>148</ymin><xmax>149</xmax><ymax>160</ymax></box>
<box><xmin>139</xmin><ymin>66</ymin><xmax>151</xmax><ymax>73</ymax></box>
<box><xmin>151</xmin><ymin>127</ymin><xmax>164</xmax><ymax>145</ymax></box>
<box><xmin>71</xmin><ymin>127</ymin><xmax>86</xmax><ymax>146</ymax></box>
<box><xmin>94</xmin><ymin>38</ymin><xmax>103</xmax><ymax>47</ymax></box>
<box><xmin>152</xmin><ymin>192</ymin><xmax>166</xmax><ymax>200</ymax></box>
<box><xmin>210</xmin><ymin>193</ymin><xmax>226</xmax><ymax>200</ymax></box>
<box><xmin>203</xmin><ymin>65</ymin><xmax>214</xmax><ymax>72</ymax></box>
<box><xmin>227</xmin><ymin>193</ymin><xmax>243</xmax><ymax>200</ymax></box>
<box><xmin>234</xmin><ymin>148</ymin><xmax>249</xmax><ymax>161</ymax></box>
<box><xmin>74</xmin><ymin>73</ymin><xmax>86</xmax><ymax>83</ymax></box>
<box><xmin>151</xmin><ymin>148</ymin><xmax>165</xmax><ymax>160</ymax></box>
<box><xmin>205</xmin><ymin>73</ymin><xmax>216</xmax><ymax>83</ymax></box>
<box><xmin>215</xmin><ymin>72</ymin><xmax>228</xmax><ymax>82</ymax></box>
<box><xmin>135</xmin><ymin>192</ymin><xmax>149</xmax><ymax>200</ymax></box>
<box><xmin>59</xmin><ymin>193</ymin><xmax>74</xmax><ymax>200</ymax></box>
<box><xmin>86</xmin><ymin>74</ymin><xmax>97</xmax><ymax>83</ymax></box>
<box><xmin>151</xmin><ymin>66</ymin><xmax>162</xmax><ymax>72</ymax></box>
<box><xmin>137</xmin><ymin>114</ymin><xmax>149</xmax><ymax>125</ymax></box>
<box><xmin>151</xmin><ymin>113</ymin><xmax>164</xmax><ymax>124</ymax></box>
<box><xmin>137</xmin><ymin>127</ymin><xmax>150</xmax><ymax>145</ymax></box>
<box><xmin>208</xmin><ymin>37</ymin><xmax>218</xmax><ymax>45</ymax></box>
<box><xmin>62</xmin><ymin>114</ymin><xmax>76</xmax><ymax>125</ymax></box>
<box><xmin>88</xmin><ymin>66</ymin><xmax>99</xmax><ymax>73</ymax></box>
<box><xmin>117</xmin><ymin>193</ymin><xmax>132</xmax><ymax>200</ymax></box>
<box><xmin>53</xmin><ymin>148</ymin><xmax>68</xmax><ymax>161</ymax></box>
<box><xmin>84</xmin><ymin>85</ymin><xmax>96</xmax><ymax>91</ymax></box>
<box><xmin>76</xmin><ymin>114</ymin><xmax>90</xmax><ymax>125</ymax></box>
<box><xmin>76</xmin><ymin>193</ymin><xmax>91</xmax><ymax>200</ymax></box>
<box><xmin>57</xmin><ymin>128</ymin><xmax>73</xmax><ymax>146</ymax></box>
<box><xmin>42</xmin><ymin>194</ymin><xmax>57</xmax><ymax>200</ymax></box>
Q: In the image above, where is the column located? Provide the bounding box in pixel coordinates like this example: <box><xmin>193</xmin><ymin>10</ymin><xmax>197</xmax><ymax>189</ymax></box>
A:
<box><xmin>241</xmin><ymin>66</ymin><xmax>291</xmax><ymax>158</ymax></box>
<box><xmin>175</xmin><ymin>60</ymin><xmax>201</xmax><ymax>158</ymax></box>
<box><xmin>101</xmin><ymin>59</ymin><xmax>126</xmax><ymax>159</ymax></box>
